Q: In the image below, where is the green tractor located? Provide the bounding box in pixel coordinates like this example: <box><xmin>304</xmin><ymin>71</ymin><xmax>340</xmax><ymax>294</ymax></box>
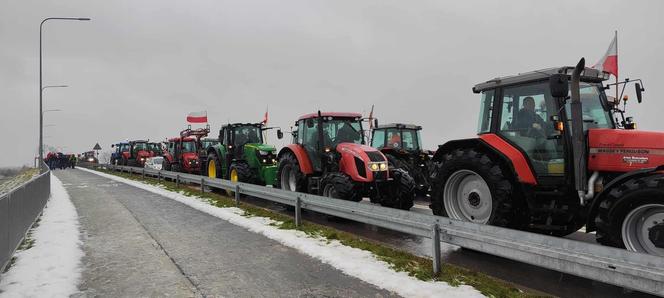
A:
<box><xmin>204</xmin><ymin>123</ymin><xmax>278</xmax><ymax>186</ymax></box>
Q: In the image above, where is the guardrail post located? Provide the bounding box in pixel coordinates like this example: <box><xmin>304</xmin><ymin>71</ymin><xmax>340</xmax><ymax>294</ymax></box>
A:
<box><xmin>295</xmin><ymin>195</ymin><xmax>302</xmax><ymax>228</ymax></box>
<box><xmin>176</xmin><ymin>174</ymin><xmax>180</xmax><ymax>188</ymax></box>
<box><xmin>200</xmin><ymin>178</ymin><xmax>205</xmax><ymax>194</ymax></box>
<box><xmin>431</xmin><ymin>223</ymin><xmax>441</xmax><ymax>275</ymax></box>
<box><xmin>142</xmin><ymin>168</ymin><xmax>145</xmax><ymax>179</ymax></box>
<box><xmin>157</xmin><ymin>171</ymin><xmax>161</xmax><ymax>181</ymax></box>
<box><xmin>234</xmin><ymin>184</ymin><xmax>240</xmax><ymax>206</ymax></box>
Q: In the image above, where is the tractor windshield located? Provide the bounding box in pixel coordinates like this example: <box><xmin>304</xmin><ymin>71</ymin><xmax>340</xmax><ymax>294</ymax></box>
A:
<box><xmin>133</xmin><ymin>142</ymin><xmax>148</xmax><ymax>152</ymax></box>
<box><xmin>323</xmin><ymin>118</ymin><xmax>363</xmax><ymax>147</ymax></box>
<box><xmin>233</xmin><ymin>126</ymin><xmax>263</xmax><ymax>146</ymax></box>
<box><xmin>182</xmin><ymin>141</ymin><xmax>197</xmax><ymax>153</ymax></box>
<box><xmin>148</xmin><ymin>143</ymin><xmax>162</xmax><ymax>154</ymax></box>
<box><xmin>564</xmin><ymin>83</ymin><xmax>614</xmax><ymax>131</ymax></box>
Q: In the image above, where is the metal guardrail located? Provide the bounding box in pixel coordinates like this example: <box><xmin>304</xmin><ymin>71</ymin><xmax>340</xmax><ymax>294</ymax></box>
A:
<box><xmin>0</xmin><ymin>162</ymin><xmax>51</xmax><ymax>273</ymax></box>
<box><xmin>86</xmin><ymin>163</ymin><xmax>664</xmax><ymax>296</ymax></box>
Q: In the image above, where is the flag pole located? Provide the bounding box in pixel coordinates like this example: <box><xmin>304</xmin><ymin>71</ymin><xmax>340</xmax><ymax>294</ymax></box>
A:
<box><xmin>615</xmin><ymin>30</ymin><xmax>618</xmax><ymax>101</ymax></box>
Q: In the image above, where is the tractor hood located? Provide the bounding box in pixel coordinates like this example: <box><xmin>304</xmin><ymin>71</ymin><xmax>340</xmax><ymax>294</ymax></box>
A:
<box><xmin>588</xmin><ymin>128</ymin><xmax>664</xmax><ymax>172</ymax></box>
<box><xmin>245</xmin><ymin>143</ymin><xmax>276</xmax><ymax>152</ymax></box>
<box><xmin>336</xmin><ymin>143</ymin><xmax>385</xmax><ymax>161</ymax></box>
<box><xmin>136</xmin><ymin>150</ymin><xmax>151</xmax><ymax>158</ymax></box>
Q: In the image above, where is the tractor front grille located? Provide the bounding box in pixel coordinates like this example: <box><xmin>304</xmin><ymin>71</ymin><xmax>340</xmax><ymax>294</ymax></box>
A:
<box><xmin>366</xmin><ymin>151</ymin><xmax>385</xmax><ymax>162</ymax></box>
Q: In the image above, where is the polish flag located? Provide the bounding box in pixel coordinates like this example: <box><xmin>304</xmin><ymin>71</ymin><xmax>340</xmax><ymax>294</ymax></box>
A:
<box><xmin>187</xmin><ymin>111</ymin><xmax>208</xmax><ymax>123</ymax></box>
<box><xmin>593</xmin><ymin>33</ymin><xmax>618</xmax><ymax>77</ymax></box>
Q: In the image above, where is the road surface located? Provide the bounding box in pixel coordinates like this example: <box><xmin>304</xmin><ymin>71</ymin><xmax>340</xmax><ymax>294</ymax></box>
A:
<box><xmin>56</xmin><ymin>169</ymin><xmax>395</xmax><ymax>297</ymax></box>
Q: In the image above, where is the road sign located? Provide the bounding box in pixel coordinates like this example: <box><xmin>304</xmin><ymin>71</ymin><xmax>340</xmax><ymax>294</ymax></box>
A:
<box><xmin>93</xmin><ymin>143</ymin><xmax>102</xmax><ymax>150</ymax></box>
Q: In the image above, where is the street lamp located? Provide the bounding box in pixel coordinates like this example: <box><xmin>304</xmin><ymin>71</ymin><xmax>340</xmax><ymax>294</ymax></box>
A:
<box><xmin>39</xmin><ymin>17</ymin><xmax>90</xmax><ymax>162</ymax></box>
<box><xmin>42</xmin><ymin>85</ymin><xmax>68</xmax><ymax>92</ymax></box>
<box><xmin>42</xmin><ymin>109</ymin><xmax>62</xmax><ymax>115</ymax></box>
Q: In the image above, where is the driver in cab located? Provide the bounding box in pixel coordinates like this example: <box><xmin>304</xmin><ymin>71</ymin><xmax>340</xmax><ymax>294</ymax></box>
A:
<box><xmin>514</xmin><ymin>96</ymin><xmax>546</xmax><ymax>137</ymax></box>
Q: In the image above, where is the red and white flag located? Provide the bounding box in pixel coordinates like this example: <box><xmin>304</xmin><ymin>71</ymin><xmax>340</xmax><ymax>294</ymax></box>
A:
<box><xmin>187</xmin><ymin>111</ymin><xmax>208</xmax><ymax>123</ymax></box>
<box><xmin>261</xmin><ymin>109</ymin><xmax>268</xmax><ymax>125</ymax></box>
<box><xmin>593</xmin><ymin>33</ymin><xmax>618</xmax><ymax>77</ymax></box>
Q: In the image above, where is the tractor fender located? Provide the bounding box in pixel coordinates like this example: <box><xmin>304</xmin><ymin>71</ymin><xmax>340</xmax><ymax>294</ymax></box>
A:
<box><xmin>278</xmin><ymin>144</ymin><xmax>314</xmax><ymax>175</ymax></box>
<box><xmin>585</xmin><ymin>164</ymin><xmax>664</xmax><ymax>231</ymax></box>
<box><xmin>432</xmin><ymin>135</ymin><xmax>535</xmax><ymax>185</ymax></box>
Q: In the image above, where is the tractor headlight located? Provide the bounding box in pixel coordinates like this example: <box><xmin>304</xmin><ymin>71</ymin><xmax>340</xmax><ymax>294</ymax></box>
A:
<box><xmin>368</xmin><ymin>162</ymin><xmax>387</xmax><ymax>172</ymax></box>
<box><xmin>87</xmin><ymin>158</ymin><xmax>94</xmax><ymax>162</ymax></box>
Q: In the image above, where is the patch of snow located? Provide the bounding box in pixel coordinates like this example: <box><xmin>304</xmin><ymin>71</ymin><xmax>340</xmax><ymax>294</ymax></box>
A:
<box><xmin>80</xmin><ymin>167</ymin><xmax>484</xmax><ymax>298</ymax></box>
<box><xmin>0</xmin><ymin>175</ymin><xmax>83</xmax><ymax>297</ymax></box>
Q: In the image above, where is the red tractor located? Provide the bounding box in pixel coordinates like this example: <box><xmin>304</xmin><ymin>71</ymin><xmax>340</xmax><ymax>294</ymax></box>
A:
<box><xmin>276</xmin><ymin>111</ymin><xmax>416</xmax><ymax>210</ymax></box>
<box><xmin>429</xmin><ymin>58</ymin><xmax>663</xmax><ymax>256</ymax></box>
<box><xmin>162</xmin><ymin>126</ymin><xmax>210</xmax><ymax>174</ymax></box>
<box><xmin>111</xmin><ymin>140</ymin><xmax>152</xmax><ymax>166</ymax></box>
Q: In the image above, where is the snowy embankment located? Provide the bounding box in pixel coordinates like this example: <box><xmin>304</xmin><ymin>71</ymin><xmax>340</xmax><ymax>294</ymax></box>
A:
<box><xmin>0</xmin><ymin>175</ymin><xmax>83</xmax><ymax>297</ymax></box>
<box><xmin>80</xmin><ymin>167</ymin><xmax>483</xmax><ymax>298</ymax></box>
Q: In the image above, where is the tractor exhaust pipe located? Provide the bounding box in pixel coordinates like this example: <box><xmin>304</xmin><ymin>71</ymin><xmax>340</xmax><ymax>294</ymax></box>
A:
<box><xmin>570</xmin><ymin>58</ymin><xmax>589</xmax><ymax>205</ymax></box>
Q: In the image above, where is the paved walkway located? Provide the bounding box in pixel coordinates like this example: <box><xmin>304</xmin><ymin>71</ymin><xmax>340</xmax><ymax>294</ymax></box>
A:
<box><xmin>56</xmin><ymin>169</ymin><xmax>395</xmax><ymax>297</ymax></box>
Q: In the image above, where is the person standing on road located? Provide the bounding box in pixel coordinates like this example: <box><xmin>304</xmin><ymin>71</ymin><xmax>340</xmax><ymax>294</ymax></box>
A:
<box><xmin>70</xmin><ymin>154</ymin><xmax>77</xmax><ymax>169</ymax></box>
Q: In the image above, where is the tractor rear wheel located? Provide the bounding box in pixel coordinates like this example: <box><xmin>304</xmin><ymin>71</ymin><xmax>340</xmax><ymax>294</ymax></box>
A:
<box><xmin>430</xmin><ymin>148</ymin><xmax>518</xmax><ymax>227</ymax></box>
<box><xmin>376</xmin><ymin>168</ymin><xmax>416</xmax><ymax>210</ymax></box>
<box><xmin>595</xmin><ymin>174</ymin><xmax>664</xmax><ymax>257</ymax></box>
<box><xmin>321</xmin><ymin>173</ymin><xmax>362</xmax><ymax>202</ymax></box>
<box><xmin>277</xmin><ymin>153</ymin><xmax>306</xmax><ymax>192</ymax></box>
<box><xmin>205</xmin><ymin>152</ymin><xmax>225</xmax><ymax>194</ymax></box>
<box><xmin>162</xmin><ymin>158</ymin><xmax>171</xmax><ymax>171</ymax></box>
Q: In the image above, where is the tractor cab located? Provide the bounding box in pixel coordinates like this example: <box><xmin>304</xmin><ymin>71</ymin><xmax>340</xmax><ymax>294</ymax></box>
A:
<box><xmin>147</xmin><ymin>142</ymin><xmax>163</xmax><ymax>156</ymax></box>
<box><xmin>291</xmin><ymin>112</ymin><xmax>367</xmax><ymax>172</ymax></box>
<box><xmin>129</xmin><ymin>140</ymin><xmax>152</xmax><ymax>166</ymax></box>
<box><xmin>472</xmin><ymin>66</ymin><xmax>615</xmax><ymax>180</ymax></box>
<box><xmin>220</xmin><ymin>123</ymin><xmax>269</xmax><ymax>159</ymax></box>
<box><xmin>371</xmin><ymin>123</ymin><xmax>423</xmax><ymax>153</ymax></box>
<box><xmin>163</xmin><ymin>137</ymin><xmax>201</xmax><ymax>173</ymax></box>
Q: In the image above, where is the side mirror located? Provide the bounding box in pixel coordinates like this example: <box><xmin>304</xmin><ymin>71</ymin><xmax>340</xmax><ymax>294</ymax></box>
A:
<box><xmin>277</xmin><ymin>129</ymin><xmax>284</xmax><ymax>139</ymax></box>
<box><xmin>635</xmin><ymin>83</ymin><xmax>643</xmax><ymax>103</ymax></box>
<box><xmin>373</xmin><ymin>119</ymin><xmax>378</xmax><ymax>128</ymax></box>
<box><xmin>549</xmin><ymin>74</ymin><xmax>569</xmax><ymax>98</ymax></box>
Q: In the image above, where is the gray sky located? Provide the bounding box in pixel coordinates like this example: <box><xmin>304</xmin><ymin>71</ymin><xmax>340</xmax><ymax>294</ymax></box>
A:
<box><xmin>2</xmin><ymin>0</ymin><xmax>663</xmax><ymax>167</ymax></box>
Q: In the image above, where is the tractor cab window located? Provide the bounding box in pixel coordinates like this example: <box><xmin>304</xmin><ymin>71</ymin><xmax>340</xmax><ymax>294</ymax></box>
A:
<box><xmin>371</xmin><ymin>129</ymin><xmax>386</xmax><ymax>148</ymax></box>
<box><xmin>565</xmin><ymin>83</ymin><xmax>614</xmax><ymax>132</ymax></box>
<box><xmin>384</xmin><ymin>129</ymin><xmax>419</xmax><ymax>151</ymax></box>
<box><xmin>477</xmin><ymin>90</ymin><xmax>495</xmax><ymax>134</ymax></box>
<box><xmin>181</xmin><ymin>141</ymin><xmax>197</xmax><ymax>153</ymax></box>
<box><xmin>323</xmin><ymin>118</ymin><xmax>363</xmax><ymax>147</ymax></box>
<box><xmin>133</xmin><ymin>142</ymin><xmax>147</xmax><ymax>153</ymax></box>
<box><xmin>233</xmin><ymin>126</ymin><xmax>263</xmax><ymax>146</ymax></box>
<box><xmin>148</xmin><ymin>143</ymin><xmax>162</xmax><ymax>154</ymax></box>
<box><xmin>499</xmin><ymin>82</ymin><xmax>564</xmax><ymax>176</ymax></box>
<box><xmin>120</xmin><ymin>144</ymin><xmax>130</xmax><ymax>152</ymax></box>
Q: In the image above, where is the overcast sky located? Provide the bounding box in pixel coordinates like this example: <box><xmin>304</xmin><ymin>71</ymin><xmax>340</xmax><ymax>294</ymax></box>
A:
<box><xmin>1</xmin><ymin>0</ymin><xmax>663</xmax><ymax>167</ymax></box>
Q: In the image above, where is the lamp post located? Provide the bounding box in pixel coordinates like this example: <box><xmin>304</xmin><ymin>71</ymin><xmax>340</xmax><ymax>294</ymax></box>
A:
<box><xmin>39</xmin><ymin>17</ymin><xmax>90</xmax><ymax>162</ymax></box>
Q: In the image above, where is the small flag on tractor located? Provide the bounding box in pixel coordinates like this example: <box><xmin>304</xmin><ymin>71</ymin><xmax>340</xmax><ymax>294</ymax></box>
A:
<box><xmin>261</xmin><ymin>108</ymin><xmax>268</xmax><ymax>125</ymax></box>
<box><xmin>187</xmin><ymin>111</ymin><xmax>208</xmax><ymax>123</ymax></box>
<box><xmin>592</xmin><ymin>32</ymin><xmax>618</xmax><ymax>78</ymax></box>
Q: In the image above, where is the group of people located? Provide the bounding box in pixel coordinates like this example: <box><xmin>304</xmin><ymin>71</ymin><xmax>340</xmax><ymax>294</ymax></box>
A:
<box><xmin>45</xmin><ymin>152</ymin><xmax>77</xmax><ymax>170</ymax></box>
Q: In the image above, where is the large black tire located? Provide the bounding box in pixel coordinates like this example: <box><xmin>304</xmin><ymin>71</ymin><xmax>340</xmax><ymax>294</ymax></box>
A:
<box><xmin>595</xmin><ymin>174</ymin><xmax>664</xmax><ymax>256</ymax></box>
<box><xmin>321</xmin><ymin>172</ymin><xmax>362</xmax><ymax>202</ymax></box>
<box><xmin>430</xmin><ymin>148</ymin><xmax>520</xmax><ymax>228</ymax></box>
<box><xmin>386</xmin><ymin>153</ymin><xmax>429</xmax><ymax>196</ymax></box>
<box><xmin>127</xmin><ymin>158</ymin><xmax>138</xmax><ymax>167</ymax></box>
<box><xmin>276</xmin><ymin>153</ymin><xmax>306</xmax><ymax>192</ymax></box>
<box><xmin>377</xmin><ymin>168</ymin><xmax>416</xmax><ymax>210</ymax></box>
<box><xmin>206</xmin><ymin>152</ymin><xmax>222</xmax><ymax>178</ymax></box>
<box><xmin>229</xmin><ymin>162</ymin><xmax>254</xmax><ymax>183</ymax></box>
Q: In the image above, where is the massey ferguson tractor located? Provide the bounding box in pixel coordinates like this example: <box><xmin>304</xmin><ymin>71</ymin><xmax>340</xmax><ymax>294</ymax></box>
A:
<box><xmin>429</xmin><ymin>58</ymin><xmax>663</xmax><ymax>256</ymax></box>
<box><xmin>162</xmin><ymin>126</ymin><xmax>210</xmax><ymax>174</ymax></box>
<box><xmin>204</xmin><ymin>123</ymin><xmax>278</xmax><ymax>186</ymax></box>
<box><xmin>111</xmin><ymin>140</ymin><xmax>153</xmax><ymax>166</ymax></box>
<box><xmin>276</xmin><ymin>111</ymin><xmax>416</xmax><ymax>210</ymax></box>
<box><xmin>371</xmin><ymin>123</ymin><xmax>433</xmax><ymax>198</ymax></box>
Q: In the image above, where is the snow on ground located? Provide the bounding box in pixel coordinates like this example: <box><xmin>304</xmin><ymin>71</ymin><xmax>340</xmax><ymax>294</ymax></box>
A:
<box><xmin>0</xmin><ymin>175</ymin><xmax>83</xmax><ymax>297</ymax></box>
<box><xmin>80</xmin><ymin>167</ymin><xmax>484</xmax><ymax>298</ymax></box>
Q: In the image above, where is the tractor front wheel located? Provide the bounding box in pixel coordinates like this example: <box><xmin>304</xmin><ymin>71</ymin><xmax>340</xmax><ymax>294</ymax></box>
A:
<box><xmin>229</xmin><ymin>162</ymin><xmax>253</xmax><ymax>184</ymax></box>
<box><xmin>595</xmin><ymin>174</ymin><xmax>664</xmax><ymax>257</ymax></box>
<box><xmin>321</xmin><ymin>173</ymin><xmax>362</xmax><ymax>202</ymax></box>
<box><xmin>277</xmin><ymin>153</ymin><xmax>306</xmax><ymax>192</ymax></box>
<box><xmin>375</xmin><ymin>168</ymin><xmax>416</xmax><ymax>210</ymax></box>
<box><xmin>430</xmin><ymin>148</ymin><xmax>519</xmax><ymax>227</ymax></box>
